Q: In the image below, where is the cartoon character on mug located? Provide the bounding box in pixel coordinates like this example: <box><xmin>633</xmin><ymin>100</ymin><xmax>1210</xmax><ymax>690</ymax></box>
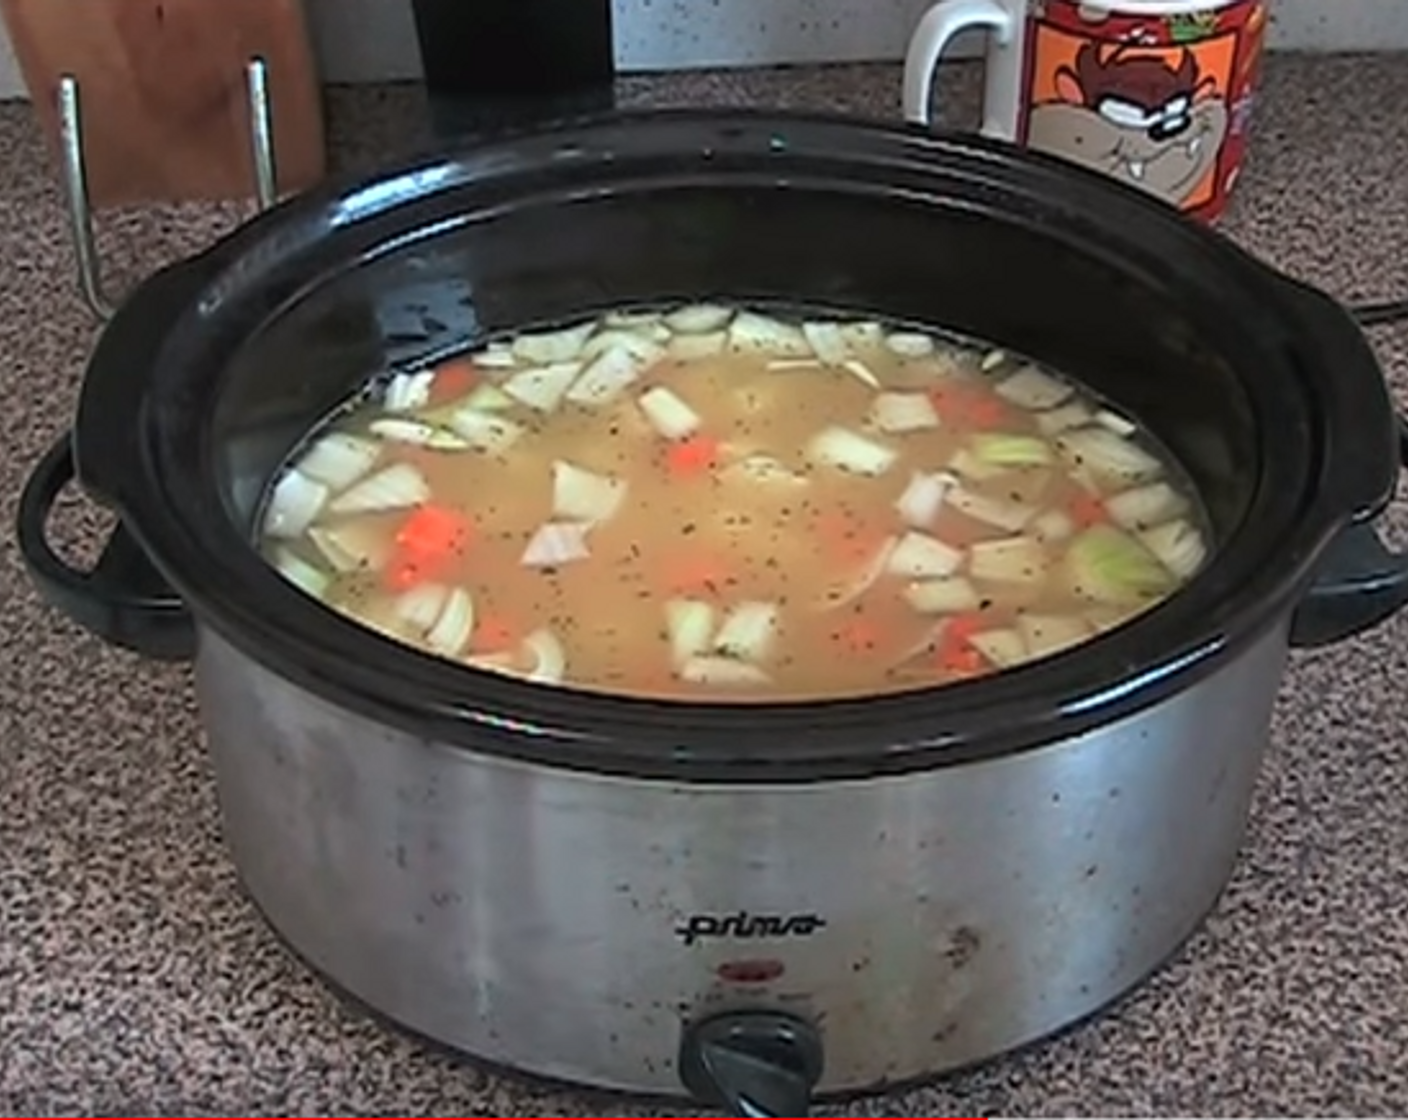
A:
<box><xmin>1026</xmin><ymin>41</ymin><xmax>1230</xmax><ymax>208</ymax></box>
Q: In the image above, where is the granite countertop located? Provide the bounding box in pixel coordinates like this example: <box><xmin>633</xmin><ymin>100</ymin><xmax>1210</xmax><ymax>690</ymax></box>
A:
<box><xmin>2</xmin><ymin>55</ymin><xmax>1407</xmax><ymax>1117</ymax></box>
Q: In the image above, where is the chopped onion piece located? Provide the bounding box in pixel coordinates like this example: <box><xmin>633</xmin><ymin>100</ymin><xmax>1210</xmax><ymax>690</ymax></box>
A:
<box><xmin>602</xmin><ymin>311</ymin><xmax>671</xmax><ymax>341</ymax></box>
<box><xmin>994</xmin><ymin>366</ymin><xmax>1073</xmax><ymax>410</ymax></box>
<box><xmin>971</xmin><ymin>433</ymin><xmax>1054</xmax><ymax>467</ymax></box>
<box><xmin>968</xmin><ymin>629</ymin><xmax>1027</xmax><ymax>669</ymax></box>
<box><xmin>668</xmin><ymin>331</ymin><xmax>726</xmax><ymax>359</ymax></box>
<box><xmin>665</xmin><ymin>304</ymin><xmax>733</xmax><ymax>334</ymax></box>
<box><xmin>464</xmin><ymin>383</ymin><xmax>515</xmax><ymax>411</ymax></box>
<box><xmin>309</xmin><ymin>522</ymin><xmax>394</xmax><ymax>574</ymax></box>
<box><xmin>871</xmin><ymin>392</ymin><xmax>939</xmax><ymax>433</ymax></box>
<box><xmin>947</xmin><ymin>448</ymin><xmax>1011</xmax><ymax>482</ymax></box>
<box><xmin>767</xmin><ymin>358</ymin><xmax>824</xmax><ymax>371</ymax></box>
<box><xmin>1031</xmin><ymin>509</ymin><xmax>1076</xmax><ymax>543</ymax></box>
<box><xmin>1056</xmin><ymin>427</ymin><xmax>1164</xmax><ymax>485</ymax></box>
<box><xmin>713</xmin><ymin>600</ymin><xmax>780</xmax><ymax>663</ymax></box>
<box><xmin>425</xmin><ymin>587</ymin><xmax>476</xmax><ymax>656</ymax></box>
<box><xmin>370</xmin><ymin>418</ymin><xmax>471</xmax><ymax>450</ymax></box>
<box><xmin>447</xmin><ymin>409</ymin><xmax>525</xmax><ymax>455</ymax></box>
<box><xmin>887</xmin><ymin>531</ymin><xmax>963</xmax><ymax>578</ymax></box>
<box><xmin>395</xmin><ymin>582</ymin><xmax>449</xmax><ymax>633</ymax></box>
<box><xmin>605</xmin><ymin>307</ymin><xmax>664</xmax><ymax>328</ymax></box>
<box><xmin>501</xmin><ymin>361</ymin><xmax>582</xmax><ymax>412</ymax></box>
<box><xmin>722</xmin><ymin>454</ymin><xmax>809</xmax><ymax>486</ymax></box>
<box><xmin>1070</xmin><ymin>465</ymin><xmax>1102</xmax><ymax>495</ymax></box>
<box><xmin>330</xmin><ymin>462</ymin><xmax>430</xmax><ymax>514</ymax></box>
<box><xmin>1086</xmin><ymin>604</ymin><xmax>1144</xmax><ymax>633</ymax></box>
<box><xmin>681</xmin><ymin>656</ymin><xmax>771</xmax><ymax>687</ymax></box>
<box><xmin>523</xmin><ymin>629</ymin><xmax>567</xmax><ymax>684</ymax></box>
<box><xmin>272</xmin><ymin>547</ymin><xmax>332</xmax><ymax>599</ymax></box>
<box><xmin>1035</xmin><ymin>402</ymin><xmax>1094</xmax><ymax>435</ymax></box>
<box><xmin>567</xmin><ymin>346</ymin><xmax>646</xmax><ymax>407</ymax></box>
<box><xmin>885</xmin><ymin>332</ymin><xmax>935</xmax><ymax>358</ymax></box>
<box><xmin>1018</xmin><ymin>614</ymin><xmax>1092</xmax><ymax>659</ymax></box>
<box><xmin>1138</xmin><ymin>519</ymin><xmax>1208</xmax><ymax>580</ymax></box>
<box><xmin>895</xmin><ymin>470</ymin><xmax>955</xmax><ymax>528</ymax></box>
<box><xmin>297</xmin><ymin>433</ymin><xmax>381</xmax><ymax>491</ymax></box>
<box><xmin>970</xmin><ymin>536</ymin><xmax>1048</xmax><ymax>584</ymax></box>
<box><xmin>582</xmin><ymin>329</ymin><xmax>667</xmax><ymax>363</ymax></box>
<box><xmin>383</xmin><ymin>370</ymin><xmax>435</xmax><ymax>412</ymax></box>
<box><xmin>521</xmin><ymin>521</ymin><xmax>591</xmax><ymax>567</ymax></box>
<box><xmin>889</xmin><ymin>620</ymin><xmax>949</xmax><ymax>668</ymax></box>
<box><xmin>728</xmin><ymin>311</ymin><xmax>812</xmax><ymax>356</ymax></box>
<box><xmin>1106</xmin><ymin>482</ymin><xmax>1191</xmax><ymax>531</ymax></box>
<box><xmin>637</xmin><ymin>386</ymin><xmax>702</xmax><ymax>440</ymax></box>
<box><xmin>512</xmin><ymin>321</ymin><xmax>595</xmax><ymax>364</ymax></box>
<box><xmin>801</xmin><ymin>321</ymin><xmax>850</xmax><ymax>365</ymax></box>
<box><xmin>842</xmin><ymin>358</ymin><xmax>881</xmax><ymax>388</ymax></box>
<box><xmin>471</xmin><ymin>342</ymin><xmax>517</xmax><ymax>369</ymax></box>
<box><xmin>466</xmin><ymin>650</ymin><xmax>518</xmax><ymax>673</ymax></box>
<box><xmin>980</xmin><ymin>349</ymin><xmax>1007</xmax><ymax>372</ymax></box>
<box><xmin>665</xmin><ymin>599</ymin><xmax>717</xmax><ymax>666</ymax></box>
<box><xmin>819</xmin><ymin>536</ymin><xmax>897</xmax><ymax>610</ymax></box>
<box><xmin>807</xmin><ymin>427</ymin><xmax>898</xmax><ymax>476</ymax></box>
<box><xmin>1066</xmin><ymin>524</ymin><xmax>1174</xmax><ymax>605</ymax></box>
<box><xmin>903</xmin><ymin>576</ymin><xmax>982</xmax><ymax>614</ymax></box>
<box><xmin>264</xmin><ymin>470</ymin><xmax>329</xmax><ymax>538</ymax></box>
<box><xmin>839</xmin><ymin>321</ymin><xmax>884</xmax><ymax>350</ymax></box>
<box><xmin>1095</xmin><ymin>408</ymin><xmax>1137</xmax><ymax>436</ymax></box>
<box><xmin>552</xmin><ymin>460</ymin><xmax>626</xmax><ymax>524</ymax></box>
<box><xmin>946</xmin><ymin>486</ymin><xmax>1036</xmax><ymax>532</ymax></box>
<box><xmin>605</xmin><ymin>309</ymin><xmax>663</xmax><ymax>329</ymax></box>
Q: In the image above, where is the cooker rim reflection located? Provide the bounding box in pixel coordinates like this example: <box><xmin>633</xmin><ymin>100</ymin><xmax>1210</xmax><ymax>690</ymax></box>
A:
<box><xmin>78</xmin><ymin>109</ymin><xmax>1395</xmax><ymax>783</ymax></box>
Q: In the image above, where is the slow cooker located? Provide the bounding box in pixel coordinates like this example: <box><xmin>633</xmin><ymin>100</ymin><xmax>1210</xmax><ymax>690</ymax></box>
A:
<box><xmin>18</xmin><ymin>110</ymin><xmax>1408</xmax><ymax>1116</ymax></box>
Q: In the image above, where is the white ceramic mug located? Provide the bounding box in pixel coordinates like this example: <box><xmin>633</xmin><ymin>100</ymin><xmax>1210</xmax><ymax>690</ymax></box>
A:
<box><xmin>902</xmin><ymin>0</ymin><xmax>1270</xmax><ymax>220</ymax></box>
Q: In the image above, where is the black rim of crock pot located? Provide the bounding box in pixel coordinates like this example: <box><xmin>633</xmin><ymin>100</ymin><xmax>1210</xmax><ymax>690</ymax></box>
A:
<box><xmin>84</xmin><ymin>109</ymin><xmax>1392</xmax><ymax>784</ymax></box>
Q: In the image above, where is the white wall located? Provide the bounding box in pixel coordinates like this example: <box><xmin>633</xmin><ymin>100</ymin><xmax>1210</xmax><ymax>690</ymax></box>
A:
<box><xmin>0</xmin><ymin>0</ymin><xmax>1403</xmax><ymax>97</ymax></box>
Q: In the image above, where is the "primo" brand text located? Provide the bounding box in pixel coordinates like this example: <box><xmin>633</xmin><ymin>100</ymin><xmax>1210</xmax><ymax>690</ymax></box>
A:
<box><xmin>675</xmin><ymin>910</ymin><xmax>828</xmax><ymax>946</ymax></box>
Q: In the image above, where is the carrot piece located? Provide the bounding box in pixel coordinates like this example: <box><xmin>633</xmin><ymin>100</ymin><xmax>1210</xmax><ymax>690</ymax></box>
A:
<box><xmin>933</xmin><ymin>612</ymin><xmax>990</xmax><ymax>676</ymax></box>
<box><xmin>385</xmin><ymin>556</ymin><xmax>429</xmax><ymax>592</ymax></box>
<box><xmin>667</xmin><ymin>555</ymin><xmax>730</xmax><ymax>596</ymax></box>
<box><xmin>665</xmin><ymin>434</ymin><xmax>721</xmax><ymax>476</ymax></box>
<box><xmin>474</xmin><ymin>614</ymin><xmax>517</xmax><ymax>653</ymax></box>
<box><xmin>1069</xmin><ymin>491</ymin><xmax>1108</xmax><ymax>529</ymax></box>
<box><xmin>833</xmin><ymin>616</ymin><xmax>884</xmax><ymax>654</ymax></box>
<box><xmin>396</xmin><ymin>505</ymin><xmax>475</xmax><ymax>556</ymax></box>
<box><xmin>383</xmin><ymin>505</ymin><xmax>475</xmax><ymax>590</ymax></box>
<box><xmin>939</xmin><ymin>643</ymin><xmax>988</xmax><ymax>676</ymax></box>
<box><xmin>945</xmin><ymin>612</ymin><xmax>985</xmax><ymax>643</ymax></box>
<box><xmin>929</xmin><ymin>384</ymin><xmax>1009</xmax><ymax>429</ymax></box>
<box><xmin>426</xmin><ymin>359</ymin><xmax>478</xmax><ymax>406</ymax></box>
<box><xmin>813</xmin><ymin>510</ymin><xmax>887</xmax><ymax>564</ymax></box>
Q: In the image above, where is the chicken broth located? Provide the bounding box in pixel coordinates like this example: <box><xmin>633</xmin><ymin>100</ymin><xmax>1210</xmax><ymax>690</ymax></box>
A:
<box><xmin>258</xmin><ymin>303</ymin><xmax>1210</xmax><ymax>702</ymax></box>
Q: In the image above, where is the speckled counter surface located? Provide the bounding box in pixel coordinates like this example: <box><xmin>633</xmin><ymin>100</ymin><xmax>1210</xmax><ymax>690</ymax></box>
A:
<box><xmin>2</xmin><ymin>54</ymin><xmax>1407</xmax><ymax>1118</ymax></box>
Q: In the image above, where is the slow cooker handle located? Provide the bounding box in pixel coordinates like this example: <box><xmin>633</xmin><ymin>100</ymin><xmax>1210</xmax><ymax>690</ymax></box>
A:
<box><xmin>16</xmin><ymin>431</ymin><xmax>195</xmax><ymax>661</ymax></box>
<box><xmin>1290</xmin><ymin>418</ymin><xmax>1408</xmax><ymax>648</ymax></box>
<box><xmin>1283</xmin><ymin>276</ymin><xmax>1408</xmax><ymax>648</ymax></box>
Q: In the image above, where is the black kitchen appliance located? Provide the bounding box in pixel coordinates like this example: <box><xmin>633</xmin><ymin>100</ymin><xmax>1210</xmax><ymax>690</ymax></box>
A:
<box><xmin>410</xmin><ymin>0</ymin><xmax>615</xmax><ymax>140</ymax></box>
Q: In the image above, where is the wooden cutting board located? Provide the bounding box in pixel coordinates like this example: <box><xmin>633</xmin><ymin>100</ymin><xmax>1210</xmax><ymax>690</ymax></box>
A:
<box><xmin>1</xmin><ymin>0</ymin><xmax>326</xmax><ymax>206</ymax></box>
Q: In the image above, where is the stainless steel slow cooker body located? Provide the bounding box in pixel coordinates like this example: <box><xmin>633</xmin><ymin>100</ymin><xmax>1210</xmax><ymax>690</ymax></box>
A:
<box><xmin>18</xmin><ymin>110</ymin><xmax>1408</xmax><ymax>1115</ymax></box>
<box><xmin>194</xmin><ymin>625</ymin><xmax>1286</xmax><ymax>1098</ymax></box>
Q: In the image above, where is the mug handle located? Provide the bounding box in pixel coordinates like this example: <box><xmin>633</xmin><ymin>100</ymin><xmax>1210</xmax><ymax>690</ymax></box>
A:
<box><xmin>903</xmin><ymin>0</ymin><xmax>1016</xmax><ymax>129</ymax></box>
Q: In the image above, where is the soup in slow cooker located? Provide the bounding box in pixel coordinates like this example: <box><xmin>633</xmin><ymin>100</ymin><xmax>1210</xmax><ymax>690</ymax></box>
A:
<box><xmin>257</xmin><ymin>304</ymin><xmax>1209</xmax><ymax>701</ymax></box>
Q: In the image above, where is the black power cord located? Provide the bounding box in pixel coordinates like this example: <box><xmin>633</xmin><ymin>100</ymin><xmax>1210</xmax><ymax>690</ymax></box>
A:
<box><xmin>1352</xmin><ymin>298</ymin><xmax>1408</xmax><ymax>328</ymax></box>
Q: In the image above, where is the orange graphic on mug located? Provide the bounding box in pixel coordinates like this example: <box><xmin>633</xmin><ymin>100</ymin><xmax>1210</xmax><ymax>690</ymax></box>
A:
<box><xmin>1023</xmin><ymin>27</ymin><xmax>1240</xmax><ymax>211</ymax></box>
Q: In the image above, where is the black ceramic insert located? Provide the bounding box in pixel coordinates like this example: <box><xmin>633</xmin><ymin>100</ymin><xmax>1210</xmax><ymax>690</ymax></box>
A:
<box><xmin>17</xmin><ymin>111</ymin><xmax>1403</xmax><ymax>784</ymax></box>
